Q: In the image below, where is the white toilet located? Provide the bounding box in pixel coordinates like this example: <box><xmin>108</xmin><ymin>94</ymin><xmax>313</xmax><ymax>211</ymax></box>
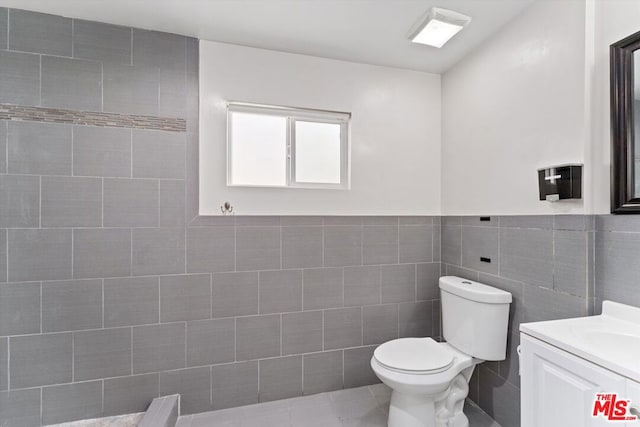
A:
<box><xmin>370</xmin><ymin>276</ymin><xmax>512</xmax><ymax>427</ymax></box>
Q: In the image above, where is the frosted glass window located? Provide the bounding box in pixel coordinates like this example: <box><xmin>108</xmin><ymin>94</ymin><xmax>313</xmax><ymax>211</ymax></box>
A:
<box><xmin>294</xmin><ymin>121</ymin><xmax>341</xmax><ymax>184</ymax></box>
<box><xmin>227</xmin><ymin>103</ymin><xmax>349</xmax><ymax>188</ymax></box>
<box><xmin>229</xmin><ymin>112</ymin><xmax>287</xmax><ymax>186</ymax></box>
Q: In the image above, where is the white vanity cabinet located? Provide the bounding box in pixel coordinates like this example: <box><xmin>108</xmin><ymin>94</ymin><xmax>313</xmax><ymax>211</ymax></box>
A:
<box><xmin>521</xmin><ymin>333</ymin><xmax>640</xmax><ymax>427</ymax></box>
<box><xmin>520</xmin><ymin>301</ymin><xmax>640</xmax><ymax>427</ymax></box>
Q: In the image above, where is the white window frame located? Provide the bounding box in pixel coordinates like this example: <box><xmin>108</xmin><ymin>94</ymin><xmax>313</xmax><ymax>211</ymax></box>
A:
<box><xmin>227</xmin><ymin>102</ymin><xmax>350</xmax><ymax>189</ymax></box>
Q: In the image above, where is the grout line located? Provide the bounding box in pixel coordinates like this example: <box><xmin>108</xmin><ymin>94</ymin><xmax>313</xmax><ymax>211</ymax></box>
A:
<box><xmin>321</xmin><ymin>310</ymin><xmax>325</xmax><ymax>352</ymax></box>
<box><xmin>4</xmin><ymin>228</ymin><xmax>7</xmax><ymax>282</ymax></box>
<box><xmin>301</xmin><ymin>269</ymin><xmax>305</xmax><ymax>311</ymax></box>
<box><xmin>341</xmin><ymin>267</ymin><xmax>345</xmax><ymax>309</ymax></box>
<box><xmin>7</xmin><ymin>336</ymin><xmax>10</xmax><ymax>390</ymax></box>
<box><xmin>360</xmin><ymin>306</ymin><xmax>363</xmax><ymax>346</ymax></box>
<box><xmin>341</xmin><ymin>350</ymin><xmax>345</xmax><ymax>389</ymax></box>
<box><xmin>100</xmin><ymin>62</ymin><xmax>104</xmax><ymax>112</ymax></box>
<box><xmin>129</xmin><ymin>129</ymin><xmax>133</xmax><ymax>178</ymax></box>
<box><xmin>156</xmin><ymin>68</ymin><xmax>161</xmax><ymax>116</ymax></box>
<box><xmin>71</xmin><ymin>332</ymin><xmax>75</xmax><ymax>382</ymax></box>
<box><xmin>279</xmin><ymin>314</ymin><xmax>283</xmax><ymax>357</ymax></box>
<box><xmin>396</xmin><ymin>303</ymin><xmax>399</xmax><ymax>338</ymax></box>
<box><xmin>71</xmin><ymin>228</ymin><xmax>74</xmax><ymax>279</ymax></box>
<box><xmin>130</xmin><ymin>28</ymin><xmax>133</xmax><ymax>66</ymax></box>
<box><xmin>459</xmin><ymin>221</ymin><xmax>463</xmax><ymax>266</ymax></box>
<box><xmin>4</xmin><ymin>121</ymin><xmax>7</xmax><ymax>175</ymax></box>
<box><xmin>70</xmin><ymin>19</ymin><xmax>74</xmax><ymax>58</ymax></box>
<box><xmin>39</xmin><ymin>282</ymin><xmax>42</xmax><ymax>334</ymax></box>
<box><xmin>414</xmin><ymin>263</ymin><xmax>418</xmax><ymax>301</ymax></box>
<box><xmin>210</xmin><ymin>273</ymin><xmax>213</xmax><ymax>319</ymax></box>
<box><xmin>397</xmin><ymin>221</ymin><xmax>400</xmax><ymax>264</ymax></box>
<box><xmin>378</xmin><ymin>265</ymin><xmax>382</xmax><ymax>305</ymax></box>
<box><xmin>130</xmin><ymin>229</ymin><xmax>134</xmax><ymax>284</ymax></box>
<box><xmin>38</xmin><ymin>175</ymin><xmax>41</xmax><ymax>228</ymax></box>
<box><xmin>432</xmin><ymin>219</ymin><xmax>436</xmax><ymax>262</ymax></box>
<box><xmin>38</xmin><ymin>54</ymin><xmax>41</xmax><ymax>106</ymax></box>
<box><xmin>6</xmin><ymin>8</ymin><xmax>9</xmax><ymax>50</ymax></box>
<box><xmin>322</xmin><ymin>222</ymin><xmax>325</xmax><ymax>267</ymax></box>
<box><xmin>158</xmin><ymin>276</ymin><xmax>161</xmax><ymax>323</ymax></box>
<box><xmin>130</xmin><ymin>327</ymin><xmax>133</xmax><ymax>376</ymax></box>
<box><xmin>300</xmin><ymin>353</ymin><xmax>304</xmax><ymax>395</ymax></box>
<box><xmin>279</xmin><ymin>223</ymin><xmax>283</xmax><ymax>270</ymax></box>
<box><xmin>360</xmin><ymin>224</ymin><xmax>364</xmax><ymax>266</ymax></box>
<box><xmin>70</xmin><ymin>126</ymin><xmax>74</xmax><ymax>176</ymax></box>
<box><xmin>100</xmin><ymin>379</ymin><xmax>104</xmax><ymax>414</ymax></box>
<box><xmin>157</xmin><ymin>180</ymin><xmax>161</xmax><ymax>226</ymax></box>
<box><xmin>101</xmin><ymin>279</ymin><xmax>105</xmax><ymax>328</ymax></box>
<box><xmin>183</xmin><ymin>213</ymin><xmax>187</xmax><ymax>275</ymax></box>
<box><xmin>497</xmin><ymin>220</ymin><xmax>501</xmax><ymax>276</ymax></box>
<box><xmin>101</xmin><ymin>178</ymin><xmax>104</xmax><ymax>228</ymax></box>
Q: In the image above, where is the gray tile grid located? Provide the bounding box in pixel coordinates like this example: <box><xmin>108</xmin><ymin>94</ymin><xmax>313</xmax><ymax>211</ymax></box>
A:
<box><xmin>441</xmin><ymin>215</ymin><xmax>596</xmax><ymax>427</ymax></box>
<box><xmin>0</xmin><ymin>218</ymin><xmax>438</xmax><ymax>424</ymax></box>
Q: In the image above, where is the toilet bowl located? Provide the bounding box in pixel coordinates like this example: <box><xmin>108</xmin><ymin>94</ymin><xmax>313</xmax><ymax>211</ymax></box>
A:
<box><xmin>371</xmin><ymin>338</ymin><xmax>478</xmax><ymax>427</ymax></box>
<box><xmin>371</xmin><ymin>276</ymin><xmax>512</xmax><ymax>427</ymax></box>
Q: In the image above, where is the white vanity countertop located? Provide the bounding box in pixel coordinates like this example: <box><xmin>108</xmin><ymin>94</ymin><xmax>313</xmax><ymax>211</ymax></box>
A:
<box><xmin>520</xmin><ymin>300</ymin><xmax>640</xmax><ymax>382</ymax></box>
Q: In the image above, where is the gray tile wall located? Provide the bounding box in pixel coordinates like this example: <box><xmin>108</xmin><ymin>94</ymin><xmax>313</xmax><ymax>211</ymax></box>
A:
<box><xmin>442</xmin><ymin>215</ymin><xmax>594</xmax><ymax>427</ymax></box>
<box><xmin>0</xmin><ymin>9</ymin><xmax>442</xmax><ymax>425</ymax></box>
<box><xmin>452</xmin><ymin>214</ymin><xmax>640</xmax><ymax>427</ymax></box>
<box><xmin>5</xmin><ymin>7</ymin><xmax>636</xmax><ymax>427</ymax></box>
<box><xmin>595</xmin><ymin>216</ymin><xmax>640</xmax><ymax>309</ymax></box>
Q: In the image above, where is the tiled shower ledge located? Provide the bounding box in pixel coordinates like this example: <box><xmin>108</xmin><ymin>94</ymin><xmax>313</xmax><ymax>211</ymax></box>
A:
<box><xmin>44</xmin><ymin>384</ymin><xmax>499</xmax><ymax>427</ymax></box>
<box><xmin>176</xmin><ymin>384</ymin><xmax>500</xmax><ymax>427</ymax></box>
<box><xmin>45</xmin><ymin>413</ymin><xmax>144</xmax><ymax>427</ymax></box>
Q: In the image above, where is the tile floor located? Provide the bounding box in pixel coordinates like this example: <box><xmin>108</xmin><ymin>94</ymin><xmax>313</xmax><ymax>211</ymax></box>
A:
<box><xmin>176</xmin><ymin>384</ymin><xmax>500</xmax><ymax>427</ymax></box>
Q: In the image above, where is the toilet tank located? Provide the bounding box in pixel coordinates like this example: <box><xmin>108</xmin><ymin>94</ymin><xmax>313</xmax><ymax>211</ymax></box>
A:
<box><xmin>440</xmin><ymin>276</ymin><xmax>512</xmax><ymax>361</ymax></box>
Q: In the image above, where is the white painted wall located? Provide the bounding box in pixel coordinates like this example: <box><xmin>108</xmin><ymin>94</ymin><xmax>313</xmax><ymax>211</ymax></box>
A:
<box><xmin>589</xmin><ymin>0</ymin><xmax>640</xmax><ymax>213</ymax></box>
<box><xmin>199</xmin><ymin>40</ymin><xmax>441</xmax><ymax>216</ymax></box>
<box><xmin>441</xmin><ymin>0</ymin><xmax>588</xmax><ymax>215</ymax></box>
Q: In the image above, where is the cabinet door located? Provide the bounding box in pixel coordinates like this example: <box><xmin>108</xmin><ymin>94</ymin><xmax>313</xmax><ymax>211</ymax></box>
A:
<box><xmin>520</xmin><ymin>334</ymin><xmax>627</xmax><ymax>427</ymax></box>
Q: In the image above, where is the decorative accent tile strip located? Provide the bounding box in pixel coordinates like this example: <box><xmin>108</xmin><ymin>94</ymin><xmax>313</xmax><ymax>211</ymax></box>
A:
<box><xmin>0</xmin><ymin>104</ymin><xmax>186</xmax><ymax>132</ymax></box>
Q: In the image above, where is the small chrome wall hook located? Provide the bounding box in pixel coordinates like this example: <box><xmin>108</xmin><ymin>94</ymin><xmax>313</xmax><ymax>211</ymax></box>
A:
<box><xmin>220</xmin><ymin>202</ymin><xmax>234</xmax><ymax>215</ymax></box>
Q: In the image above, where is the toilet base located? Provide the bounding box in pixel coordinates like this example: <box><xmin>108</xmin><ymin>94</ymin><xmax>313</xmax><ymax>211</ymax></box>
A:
<box><xmin>388</xmin><ymin>392</ymin><xmax>436</xmax><ymax>427</ymax></box>
<box><xmin>387</xmin><ymin>393</ymin><xmax>470</xmax><ymax>427</ymax></box>
<box><xmin>387</xmin><ymin>372</ymin><xmax>471</xmax><ymax>427</ymax></box>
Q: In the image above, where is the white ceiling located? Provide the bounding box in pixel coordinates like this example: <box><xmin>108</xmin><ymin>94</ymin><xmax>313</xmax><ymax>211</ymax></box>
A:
<box><xmin>0</xmin><ymin>0</ymin><xmax>535</xmax><ymax>73</ymax></box>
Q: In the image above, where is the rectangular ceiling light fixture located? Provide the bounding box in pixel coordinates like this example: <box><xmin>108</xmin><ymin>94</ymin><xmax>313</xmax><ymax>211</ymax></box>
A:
<box><xmin>409</xmin><ymin>7</ymin><xmax>471</xmax><ymax>48</ymax></box>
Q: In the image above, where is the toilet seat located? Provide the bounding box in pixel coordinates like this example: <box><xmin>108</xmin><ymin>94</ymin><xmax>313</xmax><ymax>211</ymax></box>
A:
<box><xmin>374</xmin><ymin>338</ymin><xmax>454</xmax><ymax>375</ymax></box>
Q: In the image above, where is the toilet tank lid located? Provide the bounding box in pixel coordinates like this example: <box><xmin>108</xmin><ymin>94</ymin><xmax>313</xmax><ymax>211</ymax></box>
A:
<box><xmin>439</xmin><ymin>276</ymin><xmax>512</xmax><ymax>304</ymax></box>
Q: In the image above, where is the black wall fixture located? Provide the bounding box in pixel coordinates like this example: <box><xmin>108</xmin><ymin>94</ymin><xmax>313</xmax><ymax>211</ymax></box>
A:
<box><xmin>611</xmin><ymin>29</ymin><xmax>640</xmax><ymax>213</ymax></box>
